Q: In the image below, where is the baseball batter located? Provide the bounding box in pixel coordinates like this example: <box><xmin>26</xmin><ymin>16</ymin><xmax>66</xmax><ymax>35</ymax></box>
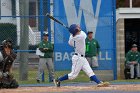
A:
<box><xmin>55</xmin><ymin>24</ymin><xmax>110</xmax><ymax>87</ymax></box>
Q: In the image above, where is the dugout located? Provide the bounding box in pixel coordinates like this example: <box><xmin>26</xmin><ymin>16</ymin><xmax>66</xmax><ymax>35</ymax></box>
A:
<box><xmin>125</xmin><ymin>19</ymin><xmax>140</xmax><ymax>53</ymax></box>
<box><xmin>116</xmin><ymin>8</ymin><xmax>140</xmax><ymax>79</ymax></box>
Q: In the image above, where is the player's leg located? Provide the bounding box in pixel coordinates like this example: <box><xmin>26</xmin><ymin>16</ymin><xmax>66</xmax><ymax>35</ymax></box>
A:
<box><xmin>82</xmin><ymin>57</ymin><xmax>101</xmax><ymax>84</ymax></box>
<box><xmin>46</xmin><ymin>58</ymin><xmax>55</xmax><ymax>82</ymax></box>
<box><xmin>86</xmin><ymin>57</ymin><xmax>92</xmax><ymax>67</ymax></box>
<box><xmin>92</xmin><ymin>56</ymin><xmax>99</xmax><ymax>68</ymax></box>
<box><xmin>36</xmin><ymin>58</ymin><xmax>46</xmax><ymax>83</ymax></box>
<box><xmin>130</xmin><ymin>64</ymin><xmax>135</xmax><ymax>79</ymax></box>
<box><xmin>58</xmin><ymin>55</ymin><xmax>82</xmax><ymax>81</ymax></box>
<box><xmin>56</xmin><ymin>55</ymin><xmax>83</xmax><ymax>87</ymax></box>
<box><xmin>82</xmin><ymin>57</ymin><xmax>109</xmax><ymax>87</ymax></box>
<box><xmin>136</xmin><ymin>63</ymin><xmax>140</xmax><ymax>78</ymax></box>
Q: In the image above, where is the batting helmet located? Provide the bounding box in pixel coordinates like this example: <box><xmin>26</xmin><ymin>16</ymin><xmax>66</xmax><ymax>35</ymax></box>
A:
<box><xmin>69</xmin><ymin>24</ymin><xmax>80</xmax><ymax>36</ymax></box>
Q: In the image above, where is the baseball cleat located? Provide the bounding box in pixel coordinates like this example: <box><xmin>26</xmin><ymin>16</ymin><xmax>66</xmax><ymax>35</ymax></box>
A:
<box><xmin>55</xmin><ymin>79</ymin><xmax>60</xmax><ymax>87</ymax></box>
<box><xmin>97</xmin><ymin>82</ymin><xmax>110</xmax><ymax>87</ymax></box>
<box><xmin>53</xmin><ymin>79</ymin><xmax>57</xmax><ymax>87</ymax></box>
<box><xmin>36</xmin><ymin>79</ymin><xmax>40</xmax><ymax>83</ymax></box>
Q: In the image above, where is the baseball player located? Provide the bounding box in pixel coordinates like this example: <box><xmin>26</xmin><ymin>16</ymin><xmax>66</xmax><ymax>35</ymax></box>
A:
<box><xmin>125</xmin><ymin>44</ymin><xmax>140</xmax><ymax>79</ymax></box>
<box><xmin>0</xmin><ymin>39</ymin><xmax>18</xmax><ymax>88</ymax></box>
<box><xmin>36</xmin><ymin>32</ymin><xmax>55</xmax><ymax>83</ymax></box>
<box><xmin>55</xmin><ymin>24</ymin><xmax>110</xmax><ymax>87</ymax></box>
<box><xmin>86</xmin><ymin>31</ymin><xmax>100</xmax><ymax>68</ymax></box>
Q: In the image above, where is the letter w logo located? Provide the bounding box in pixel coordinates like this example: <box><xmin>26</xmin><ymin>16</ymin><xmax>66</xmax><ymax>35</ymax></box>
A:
<box><xmin>63</xmin><ymin>0</ymin><xmax>101</xmax><ymax>37</ymax></box>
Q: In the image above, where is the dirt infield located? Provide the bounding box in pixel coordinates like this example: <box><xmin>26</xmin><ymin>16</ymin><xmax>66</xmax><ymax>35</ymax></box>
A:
<box><xmin>0</xmin><ymin>84</ymin><xmax>140</xmax><ymax>93</ymax></box>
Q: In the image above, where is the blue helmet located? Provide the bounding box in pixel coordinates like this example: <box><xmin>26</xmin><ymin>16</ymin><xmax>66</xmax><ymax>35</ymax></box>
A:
<box><xmin>69</xmin><ymin>24</ymin><xmax>80</xmax><ymax>36</ymax></box>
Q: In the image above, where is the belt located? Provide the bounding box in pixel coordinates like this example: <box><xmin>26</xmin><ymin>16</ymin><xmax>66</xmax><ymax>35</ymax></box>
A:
<box><xmin>74</xmin><ymin>53</ymin><xmax>84</xmax><ymax>57</ymax></box>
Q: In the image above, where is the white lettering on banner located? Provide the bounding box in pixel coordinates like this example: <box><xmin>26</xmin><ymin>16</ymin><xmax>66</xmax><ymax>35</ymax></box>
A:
<box><xmin>55</xmin><ymin>52</ymin><xmax>62</xmax><ymax>61</ymax></box>
<box><xmin>55</xmin><ymin>51</ymin><xmax>111</xmax><ymax>62</ymax></box>
<box><xmin>99</xmin><ymin>51</ymin><xmax>112</xmax><ymax>61</ymax></box>
<box><xmin>106</xmin><ymin>52</ymin><xmax>111</xmax><ymax>60</ymax></box>
<box><xmin>55</xmin><ymin>52</ymin><xmax>74</xmax><ymax>62</ymax></box>
<box><xmin>63</xmin><ymin>52</ymin><xmax>70</xmax><ymax>61</ymax></box>
<box><xmin>63</xmin><ymin>0</ymin><xmax>101</xmax><ymax>37</ymax></box>
<box><xmin>99</xmin><ymin>52</ymin><xmax>105</xmax><ymax>60</ymax></box>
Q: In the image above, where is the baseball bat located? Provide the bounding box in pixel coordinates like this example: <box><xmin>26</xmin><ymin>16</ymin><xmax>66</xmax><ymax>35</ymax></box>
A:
<box><xmin>46</xmin><ymin>13</ymin><xmax>69</xmax><ymax>29</ymax></box>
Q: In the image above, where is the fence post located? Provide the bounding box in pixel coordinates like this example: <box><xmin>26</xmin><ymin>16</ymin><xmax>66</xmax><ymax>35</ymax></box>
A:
<box><xmin>39</xmin><ymin>0</ymin><xmax>45</xmax><ymax>82</ymax></box>
<box><xmin>113</xmin><ymin>0</ymin><xmax>117</xmax><ymax>80</ymax></box>
<box><xmin>19</xmin><ymin>0</ymin><xmax>29</xmax><ymax>80</ymax></box>
<box><xmin>47</xmin><ymin>0</ymin><xmax>52</xmax><ymax>82</ymax></box>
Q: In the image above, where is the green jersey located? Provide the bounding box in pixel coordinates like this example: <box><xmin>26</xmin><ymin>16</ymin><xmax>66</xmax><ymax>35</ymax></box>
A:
<box><xmin>85</xmin><ymin>38</ymin><xmax>100</xmax><ymax>57</ymax></box>
<box><xmin>125</xmin><ymin>50</ymin><xmax>140</xmax><ymax>64</ymax></box>
<box><xmin>38</xmin><ymin>40</ymin><xmax>53</xmax><ymax>58</ymax></box>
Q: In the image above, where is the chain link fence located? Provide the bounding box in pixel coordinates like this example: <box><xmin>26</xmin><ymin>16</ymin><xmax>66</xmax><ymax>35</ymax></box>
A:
<box><xmin>0</xmin><ymin>0</ymin><xmax>55</xmax><ymax>85</ymax></box>
<box><xmin>0</xmin><ymin>0</ymin><xmax>81</xmax><ymax>85</ymax></box>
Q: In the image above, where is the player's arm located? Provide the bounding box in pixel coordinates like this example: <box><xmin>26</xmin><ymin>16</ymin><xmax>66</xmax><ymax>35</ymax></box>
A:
<box><xmin>125</xmin><ymin>51</ymin><xmax>131</xmax><ymax>64</ymax></box>
<box><xmin>46</xmin><ymin>42</ymin><xmax>53</xmax><ymax>52</ymax></box>
<box><xmin>133</xmin><ymin>52</ymin><xmax>140</xmax><ymax>64</ymax></box>
<box><xmin>38</xmin><ymin>42</ymin><xmax>47</xmax><ymax>52</ymax></box>
<box><xmin>96</xmin><ymin>40</ymin><xmax>100</xmax><ymax>55</ymax></box>
<box><xmin>68</xmin><ymin>35</ymin><xmax>74</xmax><ymax>47</ymax></box>
<box><xmin>78</xmin><ymin>31</ymin><xmax>87</xmax><ymax>39</ymax></box>
<box><xmin>83</xmin><ymin>31</ymin><xmax>87</xmax><ymax>39</ymax></box>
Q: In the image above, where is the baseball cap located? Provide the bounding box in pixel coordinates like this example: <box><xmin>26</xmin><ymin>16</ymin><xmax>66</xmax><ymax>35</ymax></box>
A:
<box><xmin>43</xmin><ymin>32</ymin><xmax>49</xmax><ymax>36</ymax></box>
<box><xmin>87</xmin><ymin>31</ymin><xmax>93</xmax><ymax>35</ymax></box>
<box><xmin>132</xmin><ymin>44</ymin><xmax>137</xmax><ymax>48</ymax></box>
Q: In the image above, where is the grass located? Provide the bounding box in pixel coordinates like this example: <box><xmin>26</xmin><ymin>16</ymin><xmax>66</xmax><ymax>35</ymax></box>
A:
<box><xmin>13</xmin><ymin>69</ymin><xmax>90</xmax><ymax>84</ymax></box>
<box><xmin>12</xmin><ymin>69</ymin><xmax>140</xmax><ymax>85</ymax></box>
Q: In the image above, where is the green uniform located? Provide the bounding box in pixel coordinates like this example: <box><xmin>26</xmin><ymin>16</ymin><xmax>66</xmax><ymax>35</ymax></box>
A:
<box><xmin>38</xmin><ymin>40</ymin><xmax>53</xmax><ymax>58</ymax></box>
<box><xmin>125</xmin><ymin>50</ymin><xmax>140</xmax><ymax>78</ymax></box>
<box><xmin>126</xmin><ymin>50</ymin><xmax>140</xmax><ymax>64</ymax></box>
<box><xmin>85</xmin><ymin>38</ymin><xmax>100</xmax><ymax>57</ymax></box>
<box><xmin>37</xmin><ymin>40</ymin><xmax>54</xmax><ymax>82</ymax></box>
